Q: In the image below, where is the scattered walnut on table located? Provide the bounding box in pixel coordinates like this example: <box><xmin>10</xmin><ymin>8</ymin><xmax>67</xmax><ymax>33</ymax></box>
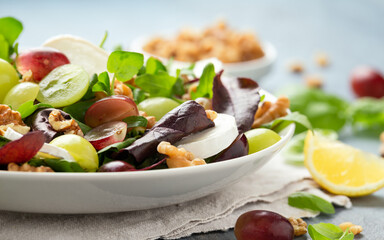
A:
<box><xmin>304</xmin><ymin>74</ymin><xmax>324</xmax><ymax>89</ymax></box>
<box><xmin>157</xmin><ymin>141</ymin><xmax>206</xmax><ymax>168</ymax></box>
<box><xmin>0</xmin><ymin>105</ymin><xmax>30</xmax><ymax>136</ymax></box>
<box><xmin>8</xmin><ymin>162</ymin><xmax>54</xmax><ymax>172</ymax></box>
<box><xmin>288</xmin><ymin>217</ymin><xmax>307</xmax><ymax>236</ymax></box>
<box><xmin>314</xmin><ymin>52</ymin><xmax>330</xmax><ymax>67</ymax></box>
<box><xmin>339</xmin><ymin>222</ymin><xmax>363</xmax><ymax>235</ymax></box>
<box><xmin>252</xmin><ymin>96</ymin><xmax>290</xmax><ymax>128</ymax></box>
<box><xmin>287</xmin><ymin>60</ymin><xmax>305</xmax><ymax>73</ymax></box>
<box><xmin>48</xmin><ymin>110</ymin><xmax>83</xmax><ymax>136</ymax></box>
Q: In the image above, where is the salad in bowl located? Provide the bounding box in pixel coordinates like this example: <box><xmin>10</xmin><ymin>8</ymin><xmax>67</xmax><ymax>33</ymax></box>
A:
<box><xmin>0</xmin><ymin>17</ymin><xmax>309</xmax><ymax>213</ymax></box>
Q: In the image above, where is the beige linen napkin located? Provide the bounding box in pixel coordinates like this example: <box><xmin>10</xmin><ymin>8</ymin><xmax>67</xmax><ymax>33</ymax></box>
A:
<box><xmin>0</xmin><ymin>155</ymin><xmax>351</xmax><ymax>240</ymax></box>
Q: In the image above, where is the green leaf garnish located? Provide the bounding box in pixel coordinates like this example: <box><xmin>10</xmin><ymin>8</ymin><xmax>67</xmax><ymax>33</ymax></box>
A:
<box><xmin>99</xmin><ymin>31</ymin><xmax>108</xmax><ymax>49</ymax></box>
<box><xmin>107</xmin><ymin>51</ymin><xmax>144</xmax><ymax>82</ymax></box>
<box><xmin>62</xmin><ymin>100</ymin><xmax>95</xmax><ymax>122</ymax></box>
<box><xmin>145</xmin><ymin>57</ymin><xmax>167</xmax><ymax>74</ymax></box>
<box><xmin>308</xmin><ymin>223</ymin><xmax>354</xmax><ymax>240</ymax></box>
<box><xmin>92</xmin><ymin>71</ymin><xmax>112</xmax><ymax>96</ymax></box>
<box><xmin>0</xmin><ymin>17</ymin><xmax>23</xmax><ymax>61</ymax></box>
<box><xmin>122</xmin><ymin>116</ymin><xmax>148</xmax><ymax>128</ymax></box>
<box><xmin>28</xmin><ymin>158</ymin><xmax>85</xmax><ymax>172</ymax></box>
<box><xmin>288</xmin><ymin>192</ymin><xmax>335</xmax><ymax>214</ymax></box>
<box><xmin>264</xmin><ymin>111</ymin><xmax>312</xmax><ymax>133</ymax></box>
<box><xmin>17</xmin><ymin>101</ymin><xmax>52</xmax><ymax>118</ymax></box>
<box><xmin>81</xmin><ymin>74</ymin><xmax>99</xmax><ymax>100</ymax></box>
<box><xmin>132</xmin><ymin>87</ymin><xmax>146</xmax><ymax>104</ymax></box>
<box><xmin>191</xmin><ymin>63</ymin><xmax>215</xmax><ymax>100</ymax></box>
<box><xmin>135</xmin><ymin>71</ymin><xmax>177</xmax><ymax>97</ymax></box>
<box><xmin>98</xmin><ymin>137</ymin><xmax>136</xmax><ymax>155</ymax></box>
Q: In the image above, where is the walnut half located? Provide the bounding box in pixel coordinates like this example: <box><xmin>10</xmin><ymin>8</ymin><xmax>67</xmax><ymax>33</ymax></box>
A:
<box><xmin>48</xmin><ymin>110</ymin><xmax>83</xmax><ymax>136</ymax></box>
<box><xmin>157</xmin><ymin>141</ymin><xmax>206</xmax><ymax>168</ymax></box>
<box><xmin>288</xmin><ymin>217</ymin><xmax>307</xmax><ymax>236</ymax></box>
<box><xmin>0</xmin><ymin>105</ymin><xmax>30</xmax><ymax>136</ymax></box>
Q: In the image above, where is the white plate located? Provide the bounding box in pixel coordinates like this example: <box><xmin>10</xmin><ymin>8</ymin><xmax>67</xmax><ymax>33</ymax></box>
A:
<box><xmin>130</xmin><ymin>36</ymin><xmax>277</xmax><ymax>80</ymax></box>
<box><xmin>0</xmin><ymin>90</ymin><xmax>293</xmax><ymax>214</ymax></box>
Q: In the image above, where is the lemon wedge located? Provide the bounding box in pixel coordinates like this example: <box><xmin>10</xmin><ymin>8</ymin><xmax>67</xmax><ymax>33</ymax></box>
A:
<box><xmin>304</xmin><ymin>131</ymin><xmax>384</xmax><ymax>196</ymax></box>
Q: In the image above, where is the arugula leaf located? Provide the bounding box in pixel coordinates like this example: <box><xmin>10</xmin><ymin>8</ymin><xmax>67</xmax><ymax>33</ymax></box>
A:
<box><xmin>107</xmin><ymin>51</ymin><xmax>144</xmax><ymax>82</ymax></box>
<box><xmin>17</xmin><ymin>101</ymin><xmax>52</xmax><ymax>118</ymax></box>
<box><xmin>308</xmin><ymin>223</ymin><xmax>354</xmax><ymax>240</ymax></box>
<box><xmin>0</xmin><ymin>35</ymin><xmax>9</xmax><ymax>61</ymax></box>
<box><xmin>74</xmin><ymin>119</ymin><xmax>92</xmax><ymax>134</ymax></box>
<box><xmin>98</xmin><ymin>137</ymin><xmax>136</xmax><ymax>155</ymax></box>
<box><xmin>146</xmin><ymin>57</ymin><xmax>167</xmax><ymax>74</ymax></box>
<box><xmin>99</xmin><ymin>31</ymin><xmax>108</xmax><ymax>49</ymax></box>
<box><xmin>0</xmin><ymin>135</ymin><xmax>10</xmax><ymax>148</ymax></box>
<box><xmin>288</xmin><ymin>192</ymin><xmax>335</xmax><ymax>214</ymax></box>
<box><xmin>135</xmin><ymin>71</ymin><xmax>177</xmax><ymax>97</ymax></box>
<box><xmin>92</xmin><ymin>71</ymin><xmax>111</xmax><ymax>96</ymax></box>
<box><xmin>347</xmin><ymin>97</ymin><xmax>384</xmax><ymax>136</ymax></box>
<box><xmin>28</xmin><ymin>158</ymin><xmax>85</xmax><ymax>172</ymax></box>
<box><xmin>122</xmin><ymin>116</ymin><xmax>148</xmax><ymax>128</ymax></box>
<box><xmin>279</xmin><ymin>86</ymin><xmax>348</xmax><ymax>132</ymax></box>
<box><xmin>62</xmin><ymin>100</ymin><xmax>95</xmax><ymax>122</ymax></box>
<box><xmin>172</xmin><ymin>73</ymin><xmax>185</xmax><ymax>96</ymax></box>
<box><xmin>264</xmin><ymin>111</ymin><xmax>312</xmax><ymax>133</ymax></box>
<box><xmin>81</xmin><ymin>74</ymin><xmax>99</xmax><ymax>100</ymax></box>
<box><xmin>191</xmin><ymin>63</ymin><xmax>215</xmax><ymax>100</ymax></box>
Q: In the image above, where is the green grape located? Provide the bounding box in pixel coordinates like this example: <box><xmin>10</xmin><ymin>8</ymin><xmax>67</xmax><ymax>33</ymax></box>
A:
<box><xmin>3</xmin><ymin>82</ymin><xmax>40</xmax><ymax>110</ymax></box>
<box><xmin>50</xmin><ymin>134</ymin><xmax>98</xmax><ymax>172</ymax></box>
<box><xmin>0</xmin><ymin>59</ymin><xmax>20</xmax><ymax>103</ymax></box>
<box><xmin>245</xmin><ymin>128</ymin><xmax>281</xmax><ymax>154</ymax></box>
<box><xmin>138</xmin><ymin>97</ymin><xmax>180</xmax><ymax>120</ymax></box>
<box><xmin>37</xmin><ymin>64</ymin><xmax>89</xmax><ymax>107</ymax></box>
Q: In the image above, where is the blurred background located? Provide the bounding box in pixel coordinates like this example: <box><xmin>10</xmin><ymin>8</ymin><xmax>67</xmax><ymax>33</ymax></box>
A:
<box><xmin>1</xmin><ymin>0</ymin><xmax>383</xmax><ymax>152</ymax></box>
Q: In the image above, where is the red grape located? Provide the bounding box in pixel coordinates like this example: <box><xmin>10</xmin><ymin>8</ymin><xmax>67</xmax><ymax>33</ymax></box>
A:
<box><xmin>85</xmin><ymin>121</ymin><xmax>127</xmax><ymax>150</ymax></box>
<box><xmin>351</xmin><ymin>66</ymin><xmax>384</xmax><ymax>98</ymax></box>
<box><xmin>16</xmin><ymin>47</ymin><xmax>70</xmax><ymax>82</ymax></box>
<box><xmin>234</xmin><ymin>210</ymin><xmax>294</xmax><ymax>240</ymax></box>
<box><xmin>98</xmin><ymin>160</ymin><xmax>135</xmax><ymax>172</ymax></box>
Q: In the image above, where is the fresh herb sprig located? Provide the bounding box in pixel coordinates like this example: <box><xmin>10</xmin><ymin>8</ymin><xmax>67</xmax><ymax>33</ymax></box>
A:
<box><xmin>308</xmin><ymin>223</ymin><xmax>354</xmax><ymax>240</ymax></box>
<box><xmin>288</xmin><ymin>192</ymin><xmax>335</xmax><ymax>214</ymax></box>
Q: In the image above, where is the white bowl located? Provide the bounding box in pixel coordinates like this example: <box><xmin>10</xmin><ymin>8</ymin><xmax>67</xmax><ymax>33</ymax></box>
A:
<box><xmin>130</xmin><ymin>36</ymin><xmax>277</xmax><ymax>80</ymax></box>
<box><xmin>0</xmin><ymin>90</ymin><xmax>293</xmax><ymax>214</ymax></box>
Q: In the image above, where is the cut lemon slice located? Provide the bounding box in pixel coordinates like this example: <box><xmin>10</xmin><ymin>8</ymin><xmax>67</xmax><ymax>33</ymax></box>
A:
<box><xmin>304</xmin><ymin>131</ymin><xmax>384</xmax><ymax>197</ymax></box>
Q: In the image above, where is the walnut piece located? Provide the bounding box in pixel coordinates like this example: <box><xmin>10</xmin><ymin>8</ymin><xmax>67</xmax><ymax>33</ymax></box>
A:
<box><xmin>288</xmin><ymin>217</ymin><xmax>307</xmax><ymax>236</ymax></box>
<box><xmin>48</xmin><ymin>110</ymin><xmax>83</xmax><ymax>136</ymax></box>
<box><xmin>0</xmin><ymin>105</ymin><xmax>30</xmax><ymax>135</ymax></box>
<box><xmin>304</xmin><ymin>74</ymin><xmax>324</xmax><ymax>89</ymax></box>
<box><xmin>287</xmin><ymin>60</ymin><xmax>304</xmax><ymax>73</ymax></box>
<box><xmin>195</xmin><ymin>97</ymin><xmax>212</xmax><ymax>110</ymax></box>
<box><xmin>339</xmin><ymin>222</ymin><xmax>363</xmax><ymax>235</ymax></box>
<box><xmin>205</xmin><ymin>110</ymin><xmax>217</xmax><ymax>121</ymax></box>
<box><xmin>8</xmin><ymin>162</ymin><xmax>54</xmax><ymax>172</ymax></box>
<box><xmin>114</xmin><ymin>79</ymin><xmax>133</xmax><ymax>99</ymax></box>
<box><xmin>314</xmin><ymin>52</ymin><xmax>329</xmax><ymax>67</ymax></box>
<box><xmin>157</xmin><ymin>141</ymin><xmax>206</xmax><ymax>168</ymax></box>
<box><xmin>139</xmin><ymin>111</ymin><xmax>157</xmax><ymax>129</ymax></box>
<box><xmin>252</xmin><ymin>96</ymin><xmax>290</xmax><ymax>128</ymax></box>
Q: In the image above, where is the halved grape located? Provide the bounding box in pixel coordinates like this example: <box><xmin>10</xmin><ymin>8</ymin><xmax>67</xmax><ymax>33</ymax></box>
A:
<box><xmin>49</xmin><ymin>134</ymin><xmax>98</xmax><ymax>172</ymax></box>
<box><xmin>3</xmin><ymin>82</ymin><xmax>40</xmax><ymax>110</ymax></box>
<box><xmin>36</xmin><ymin>64</ymin><xmax>89</xmax><ymax>107</ymax></box>
<box><xmin>138</xmin><ymin>97</ymin><xmax>180</xmax><ymax>120</ymax></box>
<box><xmin>245</xmin><ymin>128</ymin><xmax>281</xmax><ymax>154</ymax></box>
<box><xmin>0</xmin><ymin>59</ymin><xmax>20</xmax><ymax>103</ymax></box>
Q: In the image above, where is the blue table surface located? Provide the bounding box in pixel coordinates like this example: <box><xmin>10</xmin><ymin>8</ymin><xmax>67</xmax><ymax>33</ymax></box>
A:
<box><xmin>1</xmin><ymin>0</ymin><xmax>383</xmax><ymax>239</ymax></box>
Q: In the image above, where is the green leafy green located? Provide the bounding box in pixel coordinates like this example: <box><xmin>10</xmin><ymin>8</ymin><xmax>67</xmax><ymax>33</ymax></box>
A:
<box><xmin>98</xmin><ymin>137</ymin><xmax>136</xmax><ymax>155</ymax></box>
<box><xmin>63</xmin><ymin>100</ymin><xmax>95</xmax><ymax>122</ymax></box>
<box><xmin>113</xmin><ymin>44</ymin><xmax>123</xmax><ymax>51</ymax></box>
<box><xmin>99</xmin><ymin>31</ymin><xmax>108</xmax><ymax>49</ymax></box>
<box><xmin>283</xmin><ymin>129</ymin><xmax>338</xmax><ymax>165</ymax></box>
<box><xmin>347</xmin><ymin>97</ymin><xmax>384</xmax><ymax>136</ymax></box>
<box><xmin>0</xmin><ymin>135</ymin><xmax>10</xmax><ymax>147</ymax></box>
<box><xmin>263</xmin><ymin>111</ymin><xmax>312</xmax><ymax>133</ymax></box>
<box><xmin>288</xmin><ymin>192</ymin><xmax>335</xmax><ymax>214</ymax></box>
<box><xmin>28</xmin><ymin>158</ymin><xmax>85</xmax><ymax>172</ymax></box>
<box><xmin>82</xmin><ymin>74</ymin><xmax>99</xmax><ymax>100</ymax></box>
<box><xmin>122</xmin><ymin>116</ymin><xmax>148</xmax><ymax>128</ymax></box>
<box><xmin>74</xmin><ymin>119</ymin><xmax>92</xmax><ymax>134</ymax></box>
<box><xmin>308</xmin><ymin>223</ymin><xmax>354</xmax><ymax>240</ymax></box>
<box><xmin>17</xmin><ymin>101</ymin><xmax>52</xmax><ymax>118</ymax></box>
<box><xmin>135</xmin><ymin>71</ymin><xmax>177</xmax><ymax>97</ymax></box>
<box><xmin>132</xmin><ymin>87</ymin><xmax>146</xmax><ymax>104</ymax></box>
<box><xmin>191</xmin><ymin>63</ymin><xmax>215</xmax><ymax>100</ymax></box>
<box><xmin>92</xmin><ymin>71</ymin><xmax>112</xmax><ymax>96</ymax></box>
<box><xmin>146</xmin><ymin>57</ymin><xmax>167</xmax><ymax>74</ymax></box>
<box><xmin>279</xmin><ymin>86</ymin><xmax>348</xmax><ymax>132</ymax></box>
<box><xmin>107</xmin><ymin>51</ymin><xmax>144</xmax><ymax>82</ymax></box>
<box><xmin>0</xmin><ymin>17</ymin><xmax>23</xmax><ymax>61</ymax></box>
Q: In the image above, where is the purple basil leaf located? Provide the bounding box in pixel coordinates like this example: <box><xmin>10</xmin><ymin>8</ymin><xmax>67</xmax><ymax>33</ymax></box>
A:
<box><xmin>116</xmin><ymin>100</ymin><xmax>215</xmax><ymax>163</ymax></box>
<box><xmin>212</xmin><ymin>71</ymin><xmax>261</xmax><ymax>133</ymax></box>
